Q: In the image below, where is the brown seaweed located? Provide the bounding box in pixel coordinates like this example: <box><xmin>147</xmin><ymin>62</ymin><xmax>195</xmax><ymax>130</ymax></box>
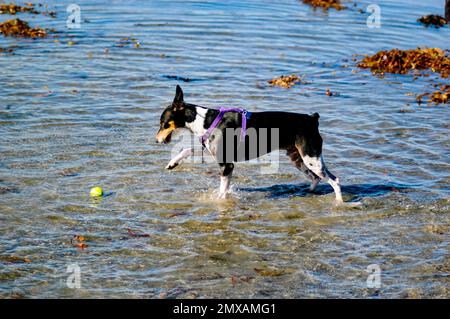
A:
<box><xmin>417</xmin><ymin>15</ymin><xmax>448</xmax><ymax>28</ymax></box>
<box><xmin>301</xmin><ymin>0</ymin><xmax>346</xmax><ymax>11</ymax></box>
<box><xmin>71</xmin><ymin>235</ymin><xmax>88</xmax><ymax>249</ymax></box>
<box><xmin>416</xmin><ymin>85</ymin><xmax>449</xmax><ymax>105</ymax></box>
<box><xmin>268</xmin><ymin>74</ymin><xmax>306</xmax><ymax>88</ymax></box>
<box><xmin>358</xmin><ymin>48</ymin><xmax>450</xmax><ymax>105</ymax></box>
<box><xmin>0</xmin><ymin>18</ymin><xmax>47</xmax><ymax>38</ymax></box>
<box><xmin>0</xmin><ymin>3</ymin><xmax>39</xmax><ymax>15</ymax></box>
<box><xmin>254</xmin><ymin>267</ymin><xmax>293</xmax><ymax>276</ymax></box>
<box><xmin>0</xmin><ymin>3</ymin><xmax>56</xmax><ymax>17</ymax></box>
<box><xmin>127</xmin><ymin>228</ymin><xmax>150</xmax><ymax>238</ymax></box>
<box><xmin>0</xmin><ymin>255</ymin><xmax>31</xmax><ymax>263</ymax></box>
<box><xmin>0</xmin><ymin>47</ymin><xmax>14</xmax><ymax>54</ymax></box>
<box><xmin>357</xmin><ymin>48</ymin><xmax>450</xmax><ymax>78</ymax></box>
<box><xmin>115</xmin><ymin>37</ymin><xmax>141</xmax><ymax>48</ymax></box>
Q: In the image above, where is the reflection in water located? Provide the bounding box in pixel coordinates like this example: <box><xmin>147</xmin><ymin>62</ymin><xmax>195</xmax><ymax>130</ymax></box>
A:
<box><xmin>239</xmin><ymin>182</ymin><xmax>412</xmax><ymax>200</ymax></box>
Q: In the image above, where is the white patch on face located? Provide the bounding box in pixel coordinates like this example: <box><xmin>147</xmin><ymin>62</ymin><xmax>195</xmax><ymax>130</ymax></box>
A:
<box><xmin>185</xmin><ymin>106</ymin><xmax>208</xmax><ymax>137</ymax></box>
<box><xmin>302</xmin><ymin>154</ymin><xmax>325</xmax><ymax>178</ymax></box>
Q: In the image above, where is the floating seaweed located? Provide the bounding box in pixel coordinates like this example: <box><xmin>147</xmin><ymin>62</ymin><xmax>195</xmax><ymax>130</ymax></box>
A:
<box><xmin>0</xmin><ymin>255</ymin><xmax>31</xmax><ymax>263</ymax></box>
<box><xmin>0</xmin><ymin>185</ymin><xmax>19</xmax><ymax>193</ymax></box>
<box><xmin>231</xmin><ymin>275</ymin><xmax>253</xmax><ymax>285</ymax></box>
<box><xmin>357</xmin><ymin>48</ymin><xmax>450</xmax><ymax>78</ymax></box>
<box><xmin>127</xmin><ymin>228</ymin><xmax>150</xmax><ymax>238</ymax></box>
<box><xmin>0</xmin><ymin>47</ymin><xmax>14</xmax><ymax>54</ymax></box>
<box><xmin>164</xmin><ymin>75</ymin><xmax>193</xmax><ymax>82</ymax></box>
<box><xmin>0</xmin><ymin>2</ymin><xmax>55</xmax><ymax>17</ymax></box>
<box><xmin>71</xmin><ymin>235</ymin><xmax>88</xmax><ymax>249</ymax></box>
<box><xmin>357</xmin><ymin>48</ymin><xmax>450</xmax><ymax>105</ymax></box>
<box><xmin>268</xmin><ymin>74</ymin><xmax>306</xmax><ymax>88</ymax></box>
<box><xmin>0</xmin><ymin>18</ymin><xmax>47</xmax><ymax>38</ymax></box>
<box><xmin>115</xmin><ymin>37</ymin><xmax>141</xmax><ymax>48</ymax></box>
<box><xmin>59</xmin><ymin>167</ymin><xmax>79</xmax><ymax>177</ymax></box>
<box><xmin>167</xmin><ymin>211</ymin><xmax>188</xmax><ymax>218</ymax></box>
<box><xmin>254</xmin><ymin>267</ymin><xmax>293</xmax><ymax>276</ymax></box>
<box><xmin>417</xmin><ymin>15</ymin><xmax>448</xmax><ymax>28</ymax></box>
<box><xmin>416</xmin><ymin>85</ymin><xmax>449</xmax><ymax>105</ymax></box>
<box><xmin>301</xmin><ymin>0</ymin><xmax>346</xmax><ymax>11</ymax></box>
<box><xmin>0</xmin><ymin>3</ymin><xmax>39</xmax><ymax>15</ymax></box>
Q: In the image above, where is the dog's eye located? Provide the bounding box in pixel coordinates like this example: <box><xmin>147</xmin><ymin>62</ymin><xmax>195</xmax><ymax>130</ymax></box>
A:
<box><xmin>164</xmin><ymin>123</ymin><xmax>170</xmax><ymax>129</ymax></box>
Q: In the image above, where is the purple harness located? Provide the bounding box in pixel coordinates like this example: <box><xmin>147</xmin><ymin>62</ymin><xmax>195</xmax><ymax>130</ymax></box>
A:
<box><xmin>200</xmin><ymin>107</ymin><xmax>251</xmax><ymax>146</ymax></box>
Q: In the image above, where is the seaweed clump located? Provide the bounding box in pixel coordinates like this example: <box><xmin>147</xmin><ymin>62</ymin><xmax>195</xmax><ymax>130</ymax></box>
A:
<box><xmin>301</xmin><ymin>0</ymin><xmax>346</xmax><ymax>11</ymax></box>
<box><xmin>417</xmin><ymin>15</ymin><xmax>447</xmax><ymax>28</ymax></box>
<box><xmin>357</xmin><ymin>48</ymin><xmax>450</xmax><ymax>78</ymax></box>
<box><xmin>0</xmin><ymin>47</ymin><xmax>14</xmax><ymax>54</ymax></box>
<box><xmin>0</xmin><ymin>18</ymin><xmax>46</xmax><ymax>38</ymax></box>
<box><xmin>416</xmin><ymin>85</ymin><xmax>449</xmax><ymax>105</ymax></box>
<box><xmin>115</xmin><ymin>37</ymin><xmax>141</xmax><ymax>48</ymax></box>
<box><xmin>0</xmin><ymin>3</ymin><xmax>39</xmax><ymax>15</ymax></box>
<box><xmin>0</xmin><ymin>3</ymin><xmax>56</xmax><ymax>17</ymax></box>
<box><xmin>268</xmin><ymin>74</ymin><xmax>306</xmax><ymax>88</ymax></box>
<box><xmin>358</xmin><ymin>48</ymin><xmax>450</xmax><ymax>105</ymax></box>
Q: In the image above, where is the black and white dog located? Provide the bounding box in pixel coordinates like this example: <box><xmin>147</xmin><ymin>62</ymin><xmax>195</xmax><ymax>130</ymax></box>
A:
<box><xmin>156</xmin><ymin>85</ymin><xmax>343</xmax><ymax>202</ymax></box>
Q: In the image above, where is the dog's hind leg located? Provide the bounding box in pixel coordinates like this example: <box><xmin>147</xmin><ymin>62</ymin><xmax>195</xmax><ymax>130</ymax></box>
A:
<box><xmin>295</xmin><ymin>138</ymin><xmax>343</xmax><ymax>203</ymax></box>
<box><xmin>218</xmin><ymin>163</ymin><xmax>234</xmax><ymax>199</ymax></box>
<box><xmin>304</xmin><ymin>162</ymin><xmax>321</xmax><ymax>192</ymax></box>
<box><xmin>322</xmin><ymin>165</ymin><xmax>343</xmax><ymax>203</ymax></box>
<box><xmin>302</xmin><ymin>154</ymin><xmax>343</xmax><ymax>203</ymax></box>
<box><xmin>286</xmin><ymin>147</ymin><xmax>321</xmax><ymax>191</ymax></box>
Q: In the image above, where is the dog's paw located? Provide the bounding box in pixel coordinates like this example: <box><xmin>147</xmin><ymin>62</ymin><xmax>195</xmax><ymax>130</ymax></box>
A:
<box><xmin>217</xmin><ymin>192</ymin><xmax>228</xmax><ymax>200</ymax></box>
<box><xmin>343</xmin><ymin>201</ymin><xmax>363</xmax><ymax>208</ymax></box>
<box><xmin>165</xmin><ymin>162</ymin><xmax>178</xmax><ymax>170</ymax></box>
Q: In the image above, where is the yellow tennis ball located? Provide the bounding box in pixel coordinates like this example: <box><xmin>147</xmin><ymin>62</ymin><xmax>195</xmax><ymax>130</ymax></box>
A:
<box><xmin>90</xmin><ymin>186</ymin><xmax>103</xmax><ymax>197</ymax></box>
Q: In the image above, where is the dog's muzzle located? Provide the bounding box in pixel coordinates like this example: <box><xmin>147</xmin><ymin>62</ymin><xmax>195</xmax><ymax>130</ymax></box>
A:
<box><xmin>156</xmin><ymin>130</ymin><xmax>173</xmax><ymax>144</ymax></box>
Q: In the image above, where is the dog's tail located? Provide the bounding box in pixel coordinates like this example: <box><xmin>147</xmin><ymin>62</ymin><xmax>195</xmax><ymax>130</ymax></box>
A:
<box><xmin>311</xmin><ymin>112</ymin><xmax>320</xmax><ymax>120</ymax></box>
<box><xmin>310</xmin><ymin>112</ymin><xmax>320</xmax><ymax>129</ymax></box>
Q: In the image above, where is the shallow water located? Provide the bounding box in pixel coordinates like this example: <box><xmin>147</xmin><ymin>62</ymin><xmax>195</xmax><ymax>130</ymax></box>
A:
<box><xmin>0</xmin><ymin>0</ymin><xmax>449</xmax><ymax>298</ymax></box>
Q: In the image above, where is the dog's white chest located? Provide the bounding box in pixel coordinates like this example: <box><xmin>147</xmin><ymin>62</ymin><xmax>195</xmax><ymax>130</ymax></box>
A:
<box><xmin>186</xmin><ymin>107</ymin><xmax>208</xmax><ymax>137</ymax></box>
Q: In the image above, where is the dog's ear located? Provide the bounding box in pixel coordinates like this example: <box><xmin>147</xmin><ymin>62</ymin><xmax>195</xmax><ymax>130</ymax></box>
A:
<box><xmin>172</xmin><ymin>85</ymin><xmax>184</xmax><ymax>109</ymax></box>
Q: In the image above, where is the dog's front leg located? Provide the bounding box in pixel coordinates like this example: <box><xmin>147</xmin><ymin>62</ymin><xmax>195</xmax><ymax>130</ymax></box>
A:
<box><xmin>218</xmin><ymin>163</ymin><xmax>234</xmax><ymax>199</ymax></box>
<box><xmin>166</xmin><ymin>148</ymin><xmax>193</xmax><ymax>169</ymax></box>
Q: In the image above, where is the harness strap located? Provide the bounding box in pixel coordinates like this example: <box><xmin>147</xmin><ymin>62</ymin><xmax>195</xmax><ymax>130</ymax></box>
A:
<box><xmin>200</xmin><ymin>107</ymin><xmax>251</xmax><ymax>145</ymax></box>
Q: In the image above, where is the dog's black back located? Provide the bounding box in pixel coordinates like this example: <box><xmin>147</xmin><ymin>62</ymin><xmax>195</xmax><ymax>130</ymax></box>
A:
<box><xmin>207</xmin><ymin>110</ymin><xmax>322</xmax><ymax>163</ymax></box>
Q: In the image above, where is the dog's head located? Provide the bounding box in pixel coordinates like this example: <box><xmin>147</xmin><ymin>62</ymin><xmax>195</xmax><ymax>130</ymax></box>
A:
<box><xmin>156</xmin><ymin>85</ymin><xmax>188</xmax><ymax>144</ymax></box>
